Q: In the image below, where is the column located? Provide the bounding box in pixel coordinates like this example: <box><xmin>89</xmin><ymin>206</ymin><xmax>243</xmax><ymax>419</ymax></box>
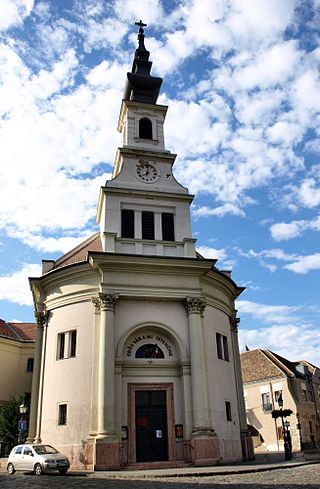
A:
<box><xmin>185</xmin><ymin>297</ymin><xmax>214</xmax><ymax>435</ymax></box>
<box><xmin>92</xmin><ymin>293</ymin><xmax>119</xmax><ymax>440</ymax></box>
<box><xmin>34</xmin><ymin>310</ymin><xmax>49</xmax><ymax>444</ymax></box>
<box><xmin>230</xmin><ymin>310</ymin><xmax>254</xmax><ymax>460</ymax></box>
<box><xmin>26</xmin><ymin>310</ymin><xmax>48</xmax><ymax>443</ymax></box>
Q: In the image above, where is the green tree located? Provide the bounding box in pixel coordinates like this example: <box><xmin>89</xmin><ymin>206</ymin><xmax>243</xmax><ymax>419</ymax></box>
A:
<box><xmin>0</xmin><ymin>397</ymin><xmax>22</xmax><ymax>455</ymax></box>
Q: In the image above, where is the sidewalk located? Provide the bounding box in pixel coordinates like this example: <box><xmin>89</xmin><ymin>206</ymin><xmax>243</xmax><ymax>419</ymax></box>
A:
<box><xmin>82</xmin><ymin>451</ymin><xmax>318</xmax><ymax>479</ymax></box>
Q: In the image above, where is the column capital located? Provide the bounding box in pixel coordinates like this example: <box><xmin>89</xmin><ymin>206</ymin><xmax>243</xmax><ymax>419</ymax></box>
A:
<box><xmin>34</xmin><ymin>310</ymin><xmax>49</xmax><ymax>328</ymax></box>
<box><xmin>185</xmin><ymin>297</ymin><xmax>206</xmax><ymax>316</ymax></box>
<box><xmin>92</xmin><ymin>293</ymin><xmax>119</xmax><ymax>312</ymax></box>
<box><xmin>229</xmin><ymin>310</ymin><xmax>240</xmax><ymax>332</ymax></box>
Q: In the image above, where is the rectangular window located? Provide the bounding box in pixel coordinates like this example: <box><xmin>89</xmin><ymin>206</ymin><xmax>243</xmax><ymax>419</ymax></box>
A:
<box><xmin>121</xmin><ymin>209</ymin><xmax>135</xmax><ymax>238</ymax></box>
<box><xmin>162</xmin><ymin>213</ymin><xmax>175</xmax><ymax>241</ymax></box>
<box><xmin>57</xmin><ymin>330</ymin><xmax>77</xmax><ymax>360</ymax></box>
<box><xmin>58</xmin><ymin>404</ymin><xmax>67</xmax><ymax>426</ymax></box>
<box><xmin>225</xmin><ymin>401</ymin><xmax>232</xmax><ymax>421</ymax></box>
<box><xmin>26</xmin><ymin>358</ymin><xmax>34</xmax><ymax>372</ymax></box>
<box><xmin>261</xmin><ymin>392</ymin><xmax>272</xmax><ymax>411</ymax></box>
<box><xmin>302</xmin><ymin>388</ymin><xmax>307</xmax><ymax>401</ymax></box>
<box><xmin>216</xmin><ymin>332</ymin><xmax>229</xmax><ymax>361</ymax></box>
<box><xmin>142</xmin><ymin>211</ymin><xmax>155</xmax><ymax>240</ymax></box>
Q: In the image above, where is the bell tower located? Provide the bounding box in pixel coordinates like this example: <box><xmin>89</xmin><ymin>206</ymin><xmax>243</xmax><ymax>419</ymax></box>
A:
<box><xmin>97</xmin><ymin>21</ymin><xmax>196</xmax><ymax>258</ymax></box>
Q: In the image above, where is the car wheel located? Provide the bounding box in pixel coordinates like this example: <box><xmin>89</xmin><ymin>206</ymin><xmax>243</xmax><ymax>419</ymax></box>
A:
<box><xmin>7</xmin><ymin>463</ymin><xmax>15</xmax><ymax>475</ymax></box>
<box><xmin>34</xmin><ymin>463</ymin><xmax>43</xmax><ymax>476</ymax></box>
<box><xmin>59</xmin><ymin>469</ymin><xmax>68</xmax><ymax>475</ymax></box>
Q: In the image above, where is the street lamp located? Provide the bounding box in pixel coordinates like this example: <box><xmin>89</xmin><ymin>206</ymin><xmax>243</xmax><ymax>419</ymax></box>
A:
<box><xmin>18</xmin><ymin>402</ymin><xmax>28</xmax><ymax>444</ymax></box>
<box><xmin>277</xmin><ymin>393</ymin><xmax>292</xmax><ymax>461</ymax></box>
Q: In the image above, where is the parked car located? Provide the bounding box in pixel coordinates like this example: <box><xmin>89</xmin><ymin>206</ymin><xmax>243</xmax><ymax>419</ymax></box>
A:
<box><xmin>7</xmin><ymin>444</ymin><xmax>70</xmax><ymax>475</ymax></box>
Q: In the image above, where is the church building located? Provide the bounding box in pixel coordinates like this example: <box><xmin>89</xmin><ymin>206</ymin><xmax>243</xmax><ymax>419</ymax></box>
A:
<box><xmin>27</xmin><ymin>22</ymin><xmax>252</xmax><ymax>470</ymax></box>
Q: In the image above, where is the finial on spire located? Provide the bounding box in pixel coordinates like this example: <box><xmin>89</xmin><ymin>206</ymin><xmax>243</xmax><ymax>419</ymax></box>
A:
<box><xmin>135</xmin><ymin>19</ymin><xmax>147</xmax><ymax>35</ymax></box>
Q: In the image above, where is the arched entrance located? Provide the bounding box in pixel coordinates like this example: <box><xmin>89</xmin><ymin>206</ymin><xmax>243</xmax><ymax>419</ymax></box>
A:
<box><xmin>117</xmin><ymin>324</ymin><xmax>189</xmax><ymax>466</ymax></box>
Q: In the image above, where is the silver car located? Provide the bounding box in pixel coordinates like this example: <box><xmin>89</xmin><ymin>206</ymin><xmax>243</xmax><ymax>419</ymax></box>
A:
<box><xmin>7</xmin><ymin>444</ymin><xmax>70</xmax><ymax>475</ymax></box>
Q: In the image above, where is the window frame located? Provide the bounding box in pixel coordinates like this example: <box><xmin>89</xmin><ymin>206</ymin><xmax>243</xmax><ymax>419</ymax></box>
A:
<box><xmin>26</xmin><ymin>357</ymin><xmax>34</xmax><ymax>372</ymax></box>
<box><xmin>216</xmin><ymin>332</ymin><xmax>229</xmax><ymax>362</ymax></box>
<box><xmin>58</xmin><ymin>403</ymin><xmax>67</xmax><ymax>426</ymax></box>
<box><xmin>225</xmin><ymin>400</ymin><xmax>232</xmax><ymax>421</ymax></box>
<box><xmin>57</xmin><ymin>329</ymin><xmax>77</xmax><ymax>360</ymax></box>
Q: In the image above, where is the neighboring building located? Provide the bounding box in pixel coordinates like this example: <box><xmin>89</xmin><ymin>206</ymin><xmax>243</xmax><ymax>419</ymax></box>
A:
<box><xmin>0</xmin><ymin>319</ymin><xmax>36</xmax><ymax>406</ymax></box>
<box><xmin>27</xmin><ymin>24</ymin><xmax>252</xmax><ymax>470</ymax></box>
<box><xmin>241</xmin><ymin>349</ymin><xmax>320</xmax><ymax>452</ymax></box>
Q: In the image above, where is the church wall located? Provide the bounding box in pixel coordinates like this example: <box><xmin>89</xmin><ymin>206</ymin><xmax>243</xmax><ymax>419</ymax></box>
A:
<box><xmin>202</xmin><ymin>305</ymin><xmax>242</xmax><ymax>460</ymax></box>
<box><xmin>115</xmin><ymin>298</ymin><xmax>188</xmax><ymax>354</ymax></box>
<box><xmin>39</xmin><ymin>300</ymin><xmax>94</xmax><ymax>447</ymax></box>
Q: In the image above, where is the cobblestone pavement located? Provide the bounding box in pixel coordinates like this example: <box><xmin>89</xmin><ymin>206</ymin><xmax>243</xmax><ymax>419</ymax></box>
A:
<box><xmin>1</xmin><ymin>464</ymin><xmax>320</xmax><ymax>489</ymax></box>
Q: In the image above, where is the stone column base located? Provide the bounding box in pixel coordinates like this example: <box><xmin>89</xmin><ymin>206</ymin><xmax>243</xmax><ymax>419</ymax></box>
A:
<box><xmin>191</xmin><ymin>437</ymin><xmax>220</xmax><ymax>466</ymax></box>
<box><xmin>95</xmin><ymin>441</ymin><xmax>121</xmax><ymax>470</ymax></box>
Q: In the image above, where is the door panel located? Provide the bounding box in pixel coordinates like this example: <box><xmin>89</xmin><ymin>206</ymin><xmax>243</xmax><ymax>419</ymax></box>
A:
<box><xmin>135</xmin><ymin>390</ymin><xmax>168</xmax><ymax>462</ymax></box>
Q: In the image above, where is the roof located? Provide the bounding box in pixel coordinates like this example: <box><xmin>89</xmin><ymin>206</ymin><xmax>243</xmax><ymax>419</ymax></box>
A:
<box><xmin>241</xmin><ymin>349</ymin><xmax>286</xmax><ymax>383</ymax></box>
<box><xmin>0</xmin><ymin>319</ymin><xmax>36</xmax><ymax>342</ymax></box>
<box><xmin>53</xmin><ymin>232</ymin><xmax>102</xmax><ymax>270</ymax></box>
<box><xmin>241</xmin><ymin>348</ymin><xmax>315</xmax><ymax>383</ymax></box>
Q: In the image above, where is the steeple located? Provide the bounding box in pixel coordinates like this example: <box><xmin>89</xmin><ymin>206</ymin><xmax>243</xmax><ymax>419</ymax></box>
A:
<box><xmin>123</xmin><ymin>20</ymin><xmax>162</xmax><ymax>104</ymax></box>
<box><xmin>97</xmin><ymin>22</ymin><xmax>196</xmax><ymax>259</ymax></box>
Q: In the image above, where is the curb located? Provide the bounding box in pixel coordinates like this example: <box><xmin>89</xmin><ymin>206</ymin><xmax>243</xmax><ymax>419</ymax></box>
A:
<box><xmin>83</xmin><ymin>460</ymin><xmax>319</xmax><ymax>479</ymax></box>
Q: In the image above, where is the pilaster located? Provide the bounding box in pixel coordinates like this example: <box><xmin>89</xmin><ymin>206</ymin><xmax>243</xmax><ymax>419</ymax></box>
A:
<box><xmin>230</xmin><ymin>310</ymin><xmax>254</xmax><ymax>460</ymax></box>
<box><xmin>33</xmin><ymin>309</ymin><xmax>49</xmax><ymax>444</ymax></box>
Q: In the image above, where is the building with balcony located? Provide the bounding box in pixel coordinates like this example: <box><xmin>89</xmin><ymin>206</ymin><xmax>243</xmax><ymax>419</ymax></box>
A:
<box><xmin>241</xmin><ymin>349</ymin><xmax>320</xmax><ymax>452</ymax></box>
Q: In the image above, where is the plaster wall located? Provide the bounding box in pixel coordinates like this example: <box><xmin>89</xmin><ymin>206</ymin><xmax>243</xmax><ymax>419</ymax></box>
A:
<box><xmin>204</xmin><ymin>307</ymin><xmax>239</xmax><ymax>426</ymax></box>
<box><xmin>0</xmin><ymin>339</ymin><xmax>34</xmax><ymax>403</ymax></box>
<box><xmin>40</xmin><ymin>301</ymin><xmax>94</xmax><ymax>446</ymax></box>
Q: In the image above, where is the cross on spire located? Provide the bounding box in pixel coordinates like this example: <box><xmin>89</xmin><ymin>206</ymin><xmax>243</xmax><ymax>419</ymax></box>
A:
<box><xmin>135</xmin><ymin>19</ymin><xmax>147</xmax><ymax>34</ymax></box>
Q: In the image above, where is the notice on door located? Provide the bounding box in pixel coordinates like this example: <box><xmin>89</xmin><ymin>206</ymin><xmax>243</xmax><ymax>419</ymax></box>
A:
<box><xmin>156</xmin><ymin>430</ymin><xmax>162</xmax><ymax>438</ymax></box>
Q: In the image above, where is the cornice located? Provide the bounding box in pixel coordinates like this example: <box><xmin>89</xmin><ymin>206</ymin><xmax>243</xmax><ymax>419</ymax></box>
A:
<box><xmin>99</xmin><ymin>185</ymin><xmax>194</xmax><ymax>203</ymax></box>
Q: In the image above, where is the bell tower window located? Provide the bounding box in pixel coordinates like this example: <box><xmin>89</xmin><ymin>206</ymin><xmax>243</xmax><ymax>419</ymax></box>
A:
<box><xmin>162</xmin><ymin>213</ymin><xmax>175</xmax><ymax>241</ymax></box>
<box><xmin>121</xmin><ymin>209</ymin><xmax>135</xmax><ymax>238</ymax></box>
<box><xmin>139</xmin><ymin>117</ymin><xmax>153</xmax><ymax>139</ymax></box>
<box><xmin>142</xmin><ymin>211</ymin><xmax>155</xmax><ymax>240</ymax></box>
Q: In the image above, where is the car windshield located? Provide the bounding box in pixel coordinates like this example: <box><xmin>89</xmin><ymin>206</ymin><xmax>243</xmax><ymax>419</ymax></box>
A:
<box><xmin>32</xmin><ymin>445</ymin><xmax>58</xmax><ymax>455</ymax></box>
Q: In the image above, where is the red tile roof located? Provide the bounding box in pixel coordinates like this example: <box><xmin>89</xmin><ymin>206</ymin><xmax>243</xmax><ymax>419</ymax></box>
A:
<box><xmin>53</xmin><ymin>232</ymin><xmax>102</xmax><ymax>270</ymax></box>
<box><xmin>0</xmin><ymin>319</ymin><xmax>36</xmax><ymax>342</ymax></box>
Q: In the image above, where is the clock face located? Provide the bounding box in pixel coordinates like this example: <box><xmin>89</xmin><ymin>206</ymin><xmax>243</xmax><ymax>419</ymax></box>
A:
<box><xmin>136</xmin><ymin>162</ymin><xmax>160</xmax><ymax>183</ymax></box>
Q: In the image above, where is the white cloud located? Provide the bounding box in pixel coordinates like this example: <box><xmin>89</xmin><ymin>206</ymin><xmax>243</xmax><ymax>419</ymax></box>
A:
<box><xmin>239</xmin><ymin>323</ymin><xmax>320</xmax><ymax>365</ymax></box>
<box><xmin>196</xmin><ymin>245</ymin><xmax>227</xmax><ymax>262</ymax></box>
<box><xmin>0</xmin><ymin>0</ymin><xmax>34</xmax><ymax>31</ymax></box>
<box><xmin>192</xmin><ymin>204</ymin><xmax>245</xmax><ymax>218</ymax></box>
<box><xmin>284</xmin><ymin>252</ymin><xmax>320</xmax><ymax>274</ymax></box>
<box><xmin>0</xmin><ymin>263</ymin><xmax>42</xmax><ymax>306</ymax></box>
<box><xmin>270</xmin><ymin>216</ymin><xmax>320</xmax><ymax>241</ymax></box>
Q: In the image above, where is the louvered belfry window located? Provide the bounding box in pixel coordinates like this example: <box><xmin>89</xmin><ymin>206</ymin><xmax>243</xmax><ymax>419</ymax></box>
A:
<box><xmin>121</xmin><ymin>209</ymin><xmax>135</xmax><ymax>238</ymax></box>
<box><xmin>139</xmin><ymin>117</ymin><xmax>153</xmax><ymax>139</ymax></box>
<box><xmin>162</xmin><ymin>213</ymin><xmax>175</xmax><ymax>241</ymax></box>
<box><xmin>142</xmin><ymin>211</ymin><xmax>155</xmax><ymax>239</ymax></box>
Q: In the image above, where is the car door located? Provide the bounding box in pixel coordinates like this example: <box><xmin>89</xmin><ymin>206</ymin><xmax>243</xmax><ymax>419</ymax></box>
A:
<box><xmin>22</xmin><ymin>446</ymin><xmax>34</xmax><ymax>470</ymax></box>
<box><xmin>11</xmin><ymin>446</ymin><xmax>23</xmax><ymax>469</ymax></box>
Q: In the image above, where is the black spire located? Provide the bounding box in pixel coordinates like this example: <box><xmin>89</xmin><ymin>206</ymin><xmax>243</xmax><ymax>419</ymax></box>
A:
<box><xmin>123</xmin><ymin>21</ymin><xmax>162</xmax><ymax>104</ymax></box>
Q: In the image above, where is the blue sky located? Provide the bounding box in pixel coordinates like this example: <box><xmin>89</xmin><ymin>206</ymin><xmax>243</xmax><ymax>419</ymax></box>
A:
<box><xmin>0</xmin><ymin>0</ymin><xmax>319</xmax><ymax>364</ymax></box>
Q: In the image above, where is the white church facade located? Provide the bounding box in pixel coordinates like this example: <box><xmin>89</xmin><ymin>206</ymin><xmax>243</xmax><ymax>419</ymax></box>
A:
<box><xmin>27</xmin><ymin>23</ymin><xmax>252</xmax><ymax>470</ymax></box>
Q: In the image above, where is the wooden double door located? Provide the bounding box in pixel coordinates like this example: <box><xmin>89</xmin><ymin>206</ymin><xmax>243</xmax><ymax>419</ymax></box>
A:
<box><xmin>135</xmin><ymin>390</ymin><xmax>168</xmax><ymax>462</ymax></box>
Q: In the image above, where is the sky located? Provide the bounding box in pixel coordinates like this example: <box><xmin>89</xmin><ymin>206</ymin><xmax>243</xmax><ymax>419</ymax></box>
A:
<box><xmin>0</xmin><ymin>0</ymin><xmax>319</xmax><ymax>365</ymax></box>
